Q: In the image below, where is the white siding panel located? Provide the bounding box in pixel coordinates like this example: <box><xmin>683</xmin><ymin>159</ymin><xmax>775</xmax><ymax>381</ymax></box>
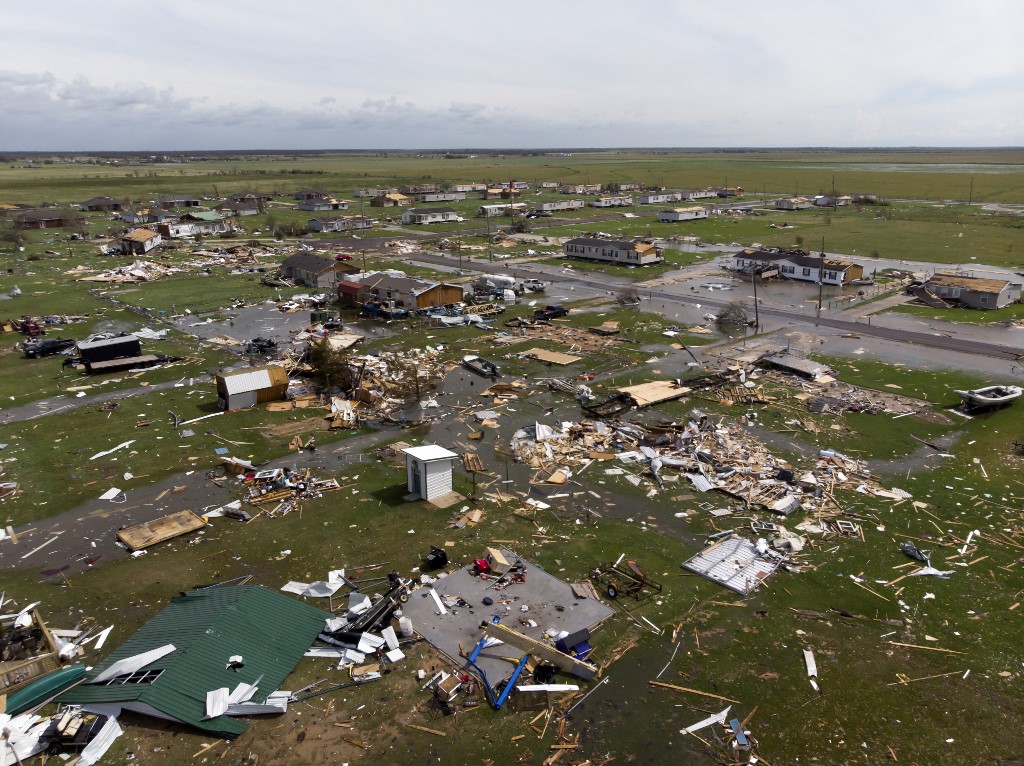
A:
<box><xmin>424</xmin><ymin>461</ymin><xmax>453</xmax><ymax>500</ymax></box>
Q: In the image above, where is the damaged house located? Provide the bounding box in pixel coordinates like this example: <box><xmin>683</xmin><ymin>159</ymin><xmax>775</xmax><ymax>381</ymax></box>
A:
<box><xmin>360</xmin><ymin>274</ymin><xmax>464</xmax><ymax>311</ymax></box>
<box><xmin>563</xmin><ymin>237</ymin><xmax>665</xmax><ymax>266</ymax></box>
<box><xmin>914</xmin><ymin>273</ymin><xmax>1022</xmax><ymax>310</ymax></box>
<box><xmin>215</xmin><ymin>365</ymin><xmax>289</xmax><ymax>409</ymax></box>
<box><xmin>158</xmin><ymin>211</ymin><xmax>231</xmax><ymax>238</ymax></box>
<box><xmin>59</xmin><ymin>585</ymin><xmax>329</xmax><ymax>739</ymax></box>
<box><xmin>280</xmin><ymin>252</ymin><xmax>359</xmax><ymax>287</ymax></box>
<box><xmin>121</xmin><ymin>228</ymin><xmax>162</xmax><ymax>255</ymax></box>
<box><xmin>732</xmin><ymin>248</ymin><xmax>864</xmax><ymax>286</ymax></box>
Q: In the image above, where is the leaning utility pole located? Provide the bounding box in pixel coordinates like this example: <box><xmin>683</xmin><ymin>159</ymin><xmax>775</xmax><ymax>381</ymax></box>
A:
<box><xmin>817</xmin><ymin>236</ymin><xmax>826</xmax><ymax>324</ymax></box>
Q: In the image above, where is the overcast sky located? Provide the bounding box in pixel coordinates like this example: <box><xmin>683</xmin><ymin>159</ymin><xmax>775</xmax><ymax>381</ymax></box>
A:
<box><xmin>1</xmin><ymin>1</ymin><xmax>1021</xmax><ymax>150</ymax></box>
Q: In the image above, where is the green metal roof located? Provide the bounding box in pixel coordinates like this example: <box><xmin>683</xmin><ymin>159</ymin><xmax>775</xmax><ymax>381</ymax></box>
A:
<box><xmin>61</xmin><ymin>585</ymin><xmax>329</xmax><ymax>738</ymax></box>
<box><xmin>182</xmin><ymin>211</ymin><xmax>224</xmax><ymax>221</ymax></box>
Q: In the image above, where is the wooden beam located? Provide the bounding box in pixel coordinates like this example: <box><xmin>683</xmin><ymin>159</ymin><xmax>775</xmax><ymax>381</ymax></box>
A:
<box><xmin>648</xmin><ymin>680</ymin><xmax>740</xmax><ymax>704</ymax></box>
<box><xmin>481</xmin><ymin>622</ymin><xmax>597</xmax><ymax>680</ymax></box>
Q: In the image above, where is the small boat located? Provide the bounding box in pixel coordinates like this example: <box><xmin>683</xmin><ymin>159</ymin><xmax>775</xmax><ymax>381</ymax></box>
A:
<box><xmin>4</xmin><ymin>664</ymin><xmax>86</xmax><ymax>715</ymax></box>
<box><xmin>954</xmin><ymin>385</ymin><xmax>1023</xmax><ymax>409</ymax></box>
<box><xmin>849</xmin><ymin>278</ymin><xmax>875</xmax><ymax>286</ymax></box>
<box><xmin>463</xmin><ymin>355</ymin><xmax>501</xmax><ymax>378</ymax></box>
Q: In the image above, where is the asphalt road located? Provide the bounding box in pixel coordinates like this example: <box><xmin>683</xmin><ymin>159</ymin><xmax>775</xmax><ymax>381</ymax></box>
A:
<box><xmin>407</xmin><ymin>251</ymin><xmax>1024</xmax><ymax>362</ymax></box>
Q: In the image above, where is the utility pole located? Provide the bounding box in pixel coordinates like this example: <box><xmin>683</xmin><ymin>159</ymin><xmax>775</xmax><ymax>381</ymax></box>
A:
<box><xmin>751</xmin><ymin>269</ymin><xmax>760</xmax><ymax>331</ymax></box>
<box><xmin>486</xmin><ymin>216</ymin><xmax>493</xmax><ymax>262</ymax></box>
<box><xmin>968</xmin><ymin>176</ymin><xmax>974</xmax><ymax>207</ymax></box>
<box><xmin>817</xmin><ymin>236</ymin><xmax>825</xmax><ymax>324</ymax></box>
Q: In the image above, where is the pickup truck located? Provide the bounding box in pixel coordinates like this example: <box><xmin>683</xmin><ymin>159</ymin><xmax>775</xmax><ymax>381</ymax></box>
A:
<box><xmin>521</xmin><ymin>278</ymin><xmax>548</xmax><ymax>292</ymax></box>
<box><xmin>533</xmin><ymin>305</ymin><xmax>569</xmax><ymax>320</ymax></box>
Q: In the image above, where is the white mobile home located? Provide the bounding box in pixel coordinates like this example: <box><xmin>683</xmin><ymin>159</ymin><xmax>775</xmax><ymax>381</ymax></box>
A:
<box><xmin>401</xmin><ymin>207</ymin><xmax>460</xmax><ymax>224</ymax></box>
<box><xmin>658</xmin><ymin>206</ymin><xmax>708</xmax><ymax>222</ymax></box>
<box><xmin>563</xmin><ymin>237</ymin><xmax>664</xmax><ymax>266</ymax></box>
<box><xmin>638</xmin><ymin>192</ymin><xmax>681</xmax><ymax>205</ymax></box>
<box><xmin>536</xmin><ymin>199</ymin><xmax>585</xmax><ymax>212</ymax></box>
<box><xmin>591</xmin><ymin>195</ymin><xmax>632</xmax><ymax>208</ymax></box>
<box><xmin>478</xmin><ymin>203</ymin><xmax>527</xmax><ymax>217</ymax></box>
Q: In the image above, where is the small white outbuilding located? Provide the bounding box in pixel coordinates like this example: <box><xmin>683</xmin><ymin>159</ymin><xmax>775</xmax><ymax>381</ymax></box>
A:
<box><xmin>403</xmin><ymin>445</ymin><xmax>458</xmax><ymax>501</ymax></box>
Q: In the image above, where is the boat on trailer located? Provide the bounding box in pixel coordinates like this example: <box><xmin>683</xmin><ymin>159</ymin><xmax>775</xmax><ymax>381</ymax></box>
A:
<box><xmin>954</xmin><ymin>385</ymin><xmax>1022</xmax><ymax>409</ymax></box>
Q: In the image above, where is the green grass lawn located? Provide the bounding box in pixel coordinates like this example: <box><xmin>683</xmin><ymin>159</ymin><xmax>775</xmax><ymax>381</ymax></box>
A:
<box><xmin>887</xmin><ymin>300</ymin><xmax>1024</xmax><ymax>324</ymax></box>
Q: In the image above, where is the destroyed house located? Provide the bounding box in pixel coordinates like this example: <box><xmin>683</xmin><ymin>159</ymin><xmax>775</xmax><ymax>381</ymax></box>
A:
<box><xmin>400</xmin><ymin>207</ymin><xmax>459</xmax><ymax>224</ymax></box>
<box><xmin>80</xmin><ymin>196</ymin><xmax>124</xmax><ymax>212</ymax></box>
<box><xmin>158</xmin><ymin>212</ymin><xmax>230</xmax><ymax>238</ymax></box>
<box><xmin>563</xmin><ymin>237</ymin><xmax>664</xmax><ymax>266</ymax></box>
<box><xmin>561</xmin><ymin>183</ymin><xmax>602</xmax><ymax>194</ymax></box>
<box><xmin>362</xmin><ymin>275</ymin><xmax>464</xmax><ymax>310</ymax></box>
<box><xmin>280</xmin><ymin>252</ymin><xmax>355</xmax><ymax>287</ymax></box>
<box><xmin>60</xmin><ymin>585</ymin><xmax>330</xmax><ymax>739</ymax></box>
<box><xmin>121</xmin><ymin>228</ymin><xmax>162</xmax><ymax>254</ymax></box>
<box><xmin>215</xmin><ymin>365</ymin><xmax>289</xmax><ymax>409</ymax></box>
<box><xmin>307</xmin><ymin>215</ymin><xmax>373</xmax><ymax>233</ymax></box>
<box><xmin>732</xmin><ymin>249</ymin><xmax>863</xmax><ymax>285</ymax></box>
<box><xmin>920</xmin><ymin>273</ymin><xmax>1021</xmax><ymax>310</ymax></box>
<box><xmin>658</xmin><ymin>206</ymin><xmax>708</xmax><ymax>222</ymax></box>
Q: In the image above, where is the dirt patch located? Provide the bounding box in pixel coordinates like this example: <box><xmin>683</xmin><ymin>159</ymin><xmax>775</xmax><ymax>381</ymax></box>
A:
<box><xmin>261</xmin><ymin>416</ymin><xmax>333</xmax><ymax>438</ymax></box>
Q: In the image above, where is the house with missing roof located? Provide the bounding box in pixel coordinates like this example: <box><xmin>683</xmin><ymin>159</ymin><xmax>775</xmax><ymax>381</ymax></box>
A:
<box><xmin>369</xmin><ymin>193</ymin><xmax>411</xmax><ymax>207</ymax></box>
<box><xmin>121</xmin><ymin>228</ymin><xmax>162</xmax><ymax>255</ymax></box>
<box><xmin>157</xmin><ymin>212</ymin><xmax>231</xmax><ymax>238</ymax></box>
<box><xmin>774</xmin><ymin>197</ymin><xmax>813</xmax><ymax>210</ymax></box>
<box><xmin>916</xmin><ymin>273</ymin><xmax>1022</xmax><ymax>310</ymax></box>
<box><xmin>563</xmin><ymin>237</ymin><xmax>664</xmax><ymax>266</ymax></box>
<box><xmin>731</xmin><ymin>248</ymin><xmax>864</xmax><ymax>285</ymax></box>
<box><xmin>59</xmin><ymin>585</ymin><xmax>329</xmax><ymax>739</ymax></box>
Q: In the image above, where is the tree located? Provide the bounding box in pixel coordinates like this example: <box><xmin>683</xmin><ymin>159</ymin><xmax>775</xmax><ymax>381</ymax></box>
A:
<box><xmin>616</xmin><ymin>286</ymin><xmax>640</xmax><ymax>306</ymax></box>
<box><xmin>0</xmin><ymin>222</ymin><xmax>27</xmax><ymax>249</ymax></box>
<box><xmin>715</xmin><ymin>301</ymin><xmax>750</xmax><ymax>328</ymax></box>
<box><xmin>306</xmin><ymin>338</ymin><xmax>354</xmax><ymax>394</ymax></box>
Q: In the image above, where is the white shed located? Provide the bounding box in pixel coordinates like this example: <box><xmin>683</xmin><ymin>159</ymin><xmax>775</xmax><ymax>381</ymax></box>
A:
<box><xmin>403</xmin><ymin>445</ymin><xmax>458</xmax><ymax>501</ymax></box>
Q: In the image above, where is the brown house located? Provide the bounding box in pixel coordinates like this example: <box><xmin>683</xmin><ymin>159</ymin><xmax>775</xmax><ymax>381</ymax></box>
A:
<box><xmin>15</xmin><ymin>209</ymin><xmax>77</xmax><ymax>229</ymax></box>
<box><xmin>370</xmin><ymin>193</ymin><xmax>411</xmax><ymax>207</ymax></box>
<box><xmin>361</xmin><ymin>274</ymin><xmax>464</xmax><ymax>310</ymax></box>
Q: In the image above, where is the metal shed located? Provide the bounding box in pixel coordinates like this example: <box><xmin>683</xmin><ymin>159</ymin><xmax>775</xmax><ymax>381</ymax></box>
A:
<box><xmin>402</xmin><ymin>445</ymin><xmax>458</xmax><ymax>501</ymax></box>
<box><xmin>215</xmin><ymin>365</ymin><xmax>289</xmax><ymax>410</ymax></box>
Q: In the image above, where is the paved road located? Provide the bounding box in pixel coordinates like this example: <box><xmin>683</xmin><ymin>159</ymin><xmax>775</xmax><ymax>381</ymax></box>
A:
<box><xmin>407</xmin><ymin>251</ymin><xmax>1024</xmax><ymax>362</ymax></box>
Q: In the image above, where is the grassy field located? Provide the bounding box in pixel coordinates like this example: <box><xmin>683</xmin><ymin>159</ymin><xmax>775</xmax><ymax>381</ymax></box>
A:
<box><xmin>1</xmin><ymin>150</ymin><xmax>1023</xmax><ymax>766</ymax></box>
<box><xmin>3</xmin><ymin>149</ymin><xmax>1024</xmax><ymax>204</ymax></box>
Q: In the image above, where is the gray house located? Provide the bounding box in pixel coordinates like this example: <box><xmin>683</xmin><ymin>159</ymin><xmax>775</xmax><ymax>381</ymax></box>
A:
<box><xmin>920</xmin><ymin>274</ymin><xmax>1022</xmax><ymax>310</ymax></box>
<box><xmin>280</xmin><ymin>252</ymin><xmax>358</xmax><ymax>287</ymax></box>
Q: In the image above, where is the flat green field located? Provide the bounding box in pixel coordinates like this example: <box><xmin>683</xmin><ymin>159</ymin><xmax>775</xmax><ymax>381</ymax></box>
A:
<box><xmin>3</xmin><ymin>149</ymin><xmax>1024</xmax><ymax>204</ymax></box>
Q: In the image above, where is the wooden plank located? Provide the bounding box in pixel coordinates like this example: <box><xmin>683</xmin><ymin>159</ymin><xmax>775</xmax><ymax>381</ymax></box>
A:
<box><xmin>482</xmin><ymin>622</ymin><xmax>597</xmax><ymax>680</ymax></box>
<box><xmin>648</xmin><ymin>680</ymin><xmax>740</xmax><ymax>704</ymax></box>
<box><xmin>404</xmin><ymin>723</ymin><xmax>446</xmax><ymax>737</ymax></box>
<box><xmin>115</xmin><ymin>510</ymin><xmax>207</xmax><ymax>551</ymax></box>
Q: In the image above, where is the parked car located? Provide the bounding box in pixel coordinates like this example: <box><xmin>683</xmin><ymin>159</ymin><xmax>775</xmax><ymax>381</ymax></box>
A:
<box><xmin>521</xmin><ymin>278</ymin><xmax>548</xmax><ymax>292</ymax></box>
<box><xmin>533</xmin><ymin>305</ymin><xmax>569</xmax><ymax>320</ymax></box>
<box><xmin>23</xmin><ymin>338</ymin><xmax>76</xmax><ymax>358</ymax></box>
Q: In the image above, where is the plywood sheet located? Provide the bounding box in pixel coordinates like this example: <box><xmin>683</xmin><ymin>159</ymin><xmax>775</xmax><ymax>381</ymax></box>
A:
<box><xmin>522</xmin><ymin>347</ymin><xmax>583</xmax><ymax>365</ymax></box>
<box><xmin>116</xmin><ymin>510</ymin><xmax>207</xmax><ymax>551</ymax></box>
